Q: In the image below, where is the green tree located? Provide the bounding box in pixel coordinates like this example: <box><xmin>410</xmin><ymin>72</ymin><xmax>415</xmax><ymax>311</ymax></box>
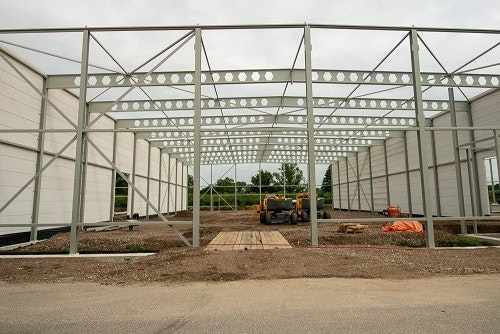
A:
<box><xmin>250</xmin><ymin>170</ymin><xmax>276</xmax><ymax>193</ymax></box>
<box><xmin>273</xmin><ymin>163</ymin><xmax>305</xmax><ymax>194</ymax></box>
<box><xmin>214</xmin><ymin>177</ymin><xmax>235</xmax><ymax>194</ymax></box>
<box><xmin>321</xmin><ymin>165</ymin><xmax>332</xmax><ymax>193</ymax></box>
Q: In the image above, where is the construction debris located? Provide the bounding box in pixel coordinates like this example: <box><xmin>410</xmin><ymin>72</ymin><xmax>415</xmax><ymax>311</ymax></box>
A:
<box><xmin>337</xmin><ymin>223</ymin><xmax>367</xmax><ymax>233</ymax></box>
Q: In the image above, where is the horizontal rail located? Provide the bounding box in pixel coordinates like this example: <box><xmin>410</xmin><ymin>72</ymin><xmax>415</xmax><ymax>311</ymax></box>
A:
<box><xmin>1</xmin><ymin>23</ymin><xmax>499</xmax><ymax>34</ymax></box>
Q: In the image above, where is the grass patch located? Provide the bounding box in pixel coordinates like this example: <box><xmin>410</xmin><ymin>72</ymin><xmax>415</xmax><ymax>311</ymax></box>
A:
<box><xmin>124</xmin><ymin>244</ymin><xmax>147</xmax><ymax>252</ymax></box>
<box><xmin>437</xmin><ymin>235</ymin><xmax>494</xmax><ymax>247</ymax></box>
<box><xmin>396</xmin><ymin>239</ymin><xmax>426</xmax><ymax>248</ymax></box>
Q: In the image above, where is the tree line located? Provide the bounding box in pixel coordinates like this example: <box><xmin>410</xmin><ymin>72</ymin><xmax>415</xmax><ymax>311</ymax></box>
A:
<box><xmin>188</xmin><ymin>163</ymin><xmax>334</xmax><ymax>206</ymax></box>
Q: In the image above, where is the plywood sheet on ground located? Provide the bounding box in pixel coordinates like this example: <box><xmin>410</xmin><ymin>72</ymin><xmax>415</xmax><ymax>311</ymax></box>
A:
<box><xmin>206</xmin><ymin>231</ymin><xmax>292</xmax><ymax>251</ymax></box>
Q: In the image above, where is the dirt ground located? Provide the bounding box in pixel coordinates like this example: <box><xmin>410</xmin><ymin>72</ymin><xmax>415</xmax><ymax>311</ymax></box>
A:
<box><xmin>1</xmin><ymin>210</ymin><xmax>499</xmax><ymax>284</ymax></box>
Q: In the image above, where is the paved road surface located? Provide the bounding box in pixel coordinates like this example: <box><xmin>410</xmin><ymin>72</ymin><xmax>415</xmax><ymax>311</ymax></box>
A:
<box><xmin>1</xmin><ymin>275</ymin><xmax>499</xmax><ymax>333</ymax></box>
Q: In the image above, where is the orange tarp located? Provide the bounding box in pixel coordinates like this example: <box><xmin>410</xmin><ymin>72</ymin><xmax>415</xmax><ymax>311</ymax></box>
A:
<box><xmin>381</xmin><ymin>221</ymin><xmax>423</xmax><ymax>233</ymax></box>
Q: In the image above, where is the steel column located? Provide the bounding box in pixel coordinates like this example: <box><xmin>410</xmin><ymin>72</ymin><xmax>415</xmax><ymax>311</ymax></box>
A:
<box><xmin>109</xmin><ymin>122</ymin><xmax>117</xmax><ymax>222</ymax></box>
<box><xmin>210</xmin><ymin>165</ymin><xmax>213</xmax><ymax>211</ymax></box>
<box><xmin>467</xmin><ymin>103</ymin><xmax>483</xmax><ymax>216</ymax></box>
<box><xmin>488</xmin><ymin>157</ymin><xmax>496</xmax><ymax>204</ymax></box>
<box><xmin>192</xmin><ymin>27</ymin><xmax>202</xmax><ymax>247</ymax></box>
<box><xmin>130</xmin><ymin>133</ymin><xmax>137</xmax><ymax>216</ymax></box>
<box><xmin>430</xmin><ymin>120</ymin><xmax>442</xmax><ymax>216</ymax></box>
<box><xmin>181</xmin><ymin>163</ymin><xmax>185</xmax><ymax>211</ymax></box>
<box><xmin>258</xmin><ymin>162</ymin><xmax>262</xmax><ymax>204</ymax></box>
<box><xmin>174</xmin><ymin>159</ymin><xmax>178</xmax><ymax>215</ymax></box>
<box><xmin>346</xmin><ymin>158</ymin><xmax>350</xmax><ymax>212</ymax></box>
<box><xmin>356</xmin><ymin>153</ymin><xmax>361</xmax><ymax>211</ymax></box>
<box><xmin>466</xmin><ymin>149</ymin><xmax>478</xmax><ymax>233</ymax></box>
<box><xmin>234</xmin><ymin>163</ymin><xmax>237</xmax><ymax>210</ymax></box>
<box><xmin>495</xmin><ymin>130</ymin><xmax>500</xmax><ymax>202</ymax></box>
<box><xmin>69</xmin><ymin>30</ymin><xmax>90</xmax><ymax>254</ymax></box>
<box><xmin>304</xmin><ymin>25</ymin><xmax>318</xmax><ymax>245</ymax></box>
<box><xmin>146</xmin><ymin>142</ymin><xmax>152</xmax><ymax>218</ymax></box>
<box><xmin>158</xmin><ymin>149</ymin><xmax>162</xmax><ymax>214</ymax></box>
<box><xmin>166</xmin><ymin>154</ymin><xmax>170</xmax><ymax>214</ymax></box>
<box><xmin>337</xmin><ymin>161</ymin><xmax>342</xmax><ymax>210</ymax></box>
<box><xmin>384</xmin><ymin>139</ymin><xmax>391</xmax><ymax>206</ymax></box>
<box><xmin>368</xmin><ymin>146</ymin><xmax>374</xmax><ymax>212</ymax></box>
<box><xmin>403</xmin><ymin>131</ymin><xmax>413</xmax><ymax>217</ymax></box>
<box><xmin>410</xmin><ymin>29</ymin><xmax>435</xmax><ymax>248</ymax></box>
<box><xmin>79</xmin><ymin>105</ymin><xmax>89</xmax><ymax>226</ymax></box>
<box><xmin>30</xmin><ymin>78</ymin><xmax>48</xmax><ymax>241</ymax></box>
<box><xmin>449</xmin><ymin>88</ymin><xmax>466</xmax><ymax>233</ymax></box>
<box><xmin>330</xmin><ymin>163</ymin><xmax>334</xmax><ymax>208</ymax></box>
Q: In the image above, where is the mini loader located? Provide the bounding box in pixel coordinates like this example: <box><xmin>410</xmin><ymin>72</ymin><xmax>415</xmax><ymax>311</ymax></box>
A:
<box><xmin>259</xmin><ymin>194</ymin><xmax>298</xmax><ymax>225</ymax></box>
<box><xmin>295</xmin><ymin>193</ymin><xmax>331</xmax><ymax>222</ymax></box>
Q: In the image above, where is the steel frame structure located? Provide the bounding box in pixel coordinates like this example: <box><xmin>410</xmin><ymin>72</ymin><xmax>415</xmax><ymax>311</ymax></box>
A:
<box><xmin>0</xmin><ymin>24</ymin><xmax>499</xmax><ymax>253</ymax></box>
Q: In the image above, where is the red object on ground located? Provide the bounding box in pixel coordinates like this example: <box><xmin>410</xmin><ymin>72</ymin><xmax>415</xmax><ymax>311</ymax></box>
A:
<box><xmin>386</xmin><ymin>206</ymin><xmax>400</xmax><ymax>218</ymax></box>
<box><xmin>381</xmin><ymin>221</ymin><xmax>424</xmax><ymax>233</ymax></box>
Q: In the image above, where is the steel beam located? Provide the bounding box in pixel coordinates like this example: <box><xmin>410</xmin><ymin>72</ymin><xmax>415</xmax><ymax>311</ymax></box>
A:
<box><xmin>47</xmin><ymin>69</ymin><xmax>499</xmax><ymax>89</ymax></box>
<box><xmin>91</xmin><ymin>96</ymin><xmax>467</xmax><ymax>113</ymax></box>
<box><xmin>1</xmin><ymin>23</ymin><xmax>499</xmax><ymax>34</ymax></box>
<box><xmin>117</xmin><ymin>115</ymin><xmax>420</xmax><ymax>130</ymax></box>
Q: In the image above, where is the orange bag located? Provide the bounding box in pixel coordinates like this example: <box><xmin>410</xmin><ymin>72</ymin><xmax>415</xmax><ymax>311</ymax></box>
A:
<box><xmin>381</xmin><ymin>221</ymin><xmax>423</xmax><ymax>233</ymax></box>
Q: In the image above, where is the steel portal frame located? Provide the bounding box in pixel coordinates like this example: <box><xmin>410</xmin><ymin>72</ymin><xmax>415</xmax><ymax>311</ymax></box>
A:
<box><xmin>0</xmin><ymin>24</ymin><xmax>499</xmax><ymax>252</ymax></box>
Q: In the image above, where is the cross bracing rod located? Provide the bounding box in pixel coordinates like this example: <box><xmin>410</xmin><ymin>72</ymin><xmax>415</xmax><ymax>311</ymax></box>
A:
<box><xmin>117</xmin><ymin>115</ymin><xmax>420</xmax><ymax>129</ymax></box>
<box><xmin>47</xmin><ymin>69</ymin><xmax>499</xmax><ymax>89</ymax></box>
<box><xmin>90</xmin><ymin>96</ymin><xmax>468</xmax><ymax>113</ymax></box>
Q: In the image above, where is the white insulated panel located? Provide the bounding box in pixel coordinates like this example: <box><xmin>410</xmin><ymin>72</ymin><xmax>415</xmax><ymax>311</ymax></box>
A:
<box><xmin>83</xmin><ymin>165</ymin><xmax>112</xmax><ymax>223</ymax></box>
<box><xmin>0</xmin><ymin>144</ymin><xmax>36</xmax><ymax>234</ymax></box>
<box><xmin>115</xmin><ymin>132</ymin><xmax>134</xmax><ymax>172</ymax></box>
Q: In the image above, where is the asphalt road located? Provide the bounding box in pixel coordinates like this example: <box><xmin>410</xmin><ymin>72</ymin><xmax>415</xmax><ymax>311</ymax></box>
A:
<box><xmin>1</xmin><ymin>275</ymin><xmax>499</xmax><ymax>333</ymax></box>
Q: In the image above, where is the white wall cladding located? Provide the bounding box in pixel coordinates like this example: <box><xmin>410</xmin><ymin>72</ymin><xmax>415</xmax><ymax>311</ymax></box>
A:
<box><xmin>0</xmin><ymin>49</ymin><xmax>188</xmax><ymax>236</ymax></box>
<box><xmin>332</xmin><ymin>91</ymin><xmax>499</xmax><ymax>216</ymax></box>
<box><xmin>0</xmin><ymin>51</ymin><xmax>41</xmax><ymax>150</ymax></box>
<box><xmin>0</xmin><ymin>144</ymin><xmax>36</xmax><ymax>233</ymax></box>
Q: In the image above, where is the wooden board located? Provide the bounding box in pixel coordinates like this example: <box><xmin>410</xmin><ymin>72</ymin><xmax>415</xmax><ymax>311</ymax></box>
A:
<box><xmin>206</xmin><ymin>231</ymin><xmax>292</xmax><ymax>251</ymax></box>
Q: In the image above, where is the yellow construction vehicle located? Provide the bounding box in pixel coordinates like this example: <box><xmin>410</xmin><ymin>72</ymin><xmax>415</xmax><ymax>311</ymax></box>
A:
<box><xmin>295</xmin><ymin>193</ymin><xmax>331</xmax><ymax>222</ymax></box>
<box><xmin>259</xmin><ymin>194</ymin><xmax>298</xmax><ymax>225</ymax></box>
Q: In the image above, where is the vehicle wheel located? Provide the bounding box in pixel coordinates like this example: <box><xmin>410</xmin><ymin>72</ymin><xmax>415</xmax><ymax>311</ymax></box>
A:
<box><xmin>301</xmin><ymin>211</ymin><xmax>309</xmax><ymax>222</ymax></box>
<box><xmin>260</xmin><ymin>212</ymin><xmax>267</xmax><ymax>224</ymax></box>
<box><xmin>323</xmin><ymin>212</ymin><xmax>331</xmax><ymax>219</ymax></box>
<box><xmin>290</xmin><ymin>212</ymin><xmax>298</xmax><ymax>225</ymax></box>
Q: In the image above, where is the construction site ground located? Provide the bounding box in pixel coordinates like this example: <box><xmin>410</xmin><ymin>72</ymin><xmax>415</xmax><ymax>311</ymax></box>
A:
<box><xmin>0</xmin><ymin>210</ymin><xmax>499</xmax><ymax>284</ymax></box>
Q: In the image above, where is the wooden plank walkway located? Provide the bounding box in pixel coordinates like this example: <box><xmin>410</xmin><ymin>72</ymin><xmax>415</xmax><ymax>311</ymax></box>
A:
<box><xmin>206</xmin><ymin>231</ymin><xmax>292</xmax><ymax>251</ymax></box>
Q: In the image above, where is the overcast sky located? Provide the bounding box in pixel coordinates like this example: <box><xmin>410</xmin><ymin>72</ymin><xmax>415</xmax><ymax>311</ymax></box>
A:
<box><xmin>1</xmin><ymin>0</ymin><xmax>498</xmax><ymax>185</ymax></box>
<box><xmin>1</xmin><ymin>0</ymin><xmax>499</xmax><ymax>29</ymax></box>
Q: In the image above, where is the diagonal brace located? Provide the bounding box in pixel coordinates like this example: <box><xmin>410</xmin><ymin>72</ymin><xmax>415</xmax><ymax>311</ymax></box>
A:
<box><xmin>0</xmin><ymin>136</ymin><xmax>77</xmax><ymax>215</ymax></box>
<box><xmin>86</xmin><ymin>138</ymin><xmax>191</xmax><ymax>247</ymax></box>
